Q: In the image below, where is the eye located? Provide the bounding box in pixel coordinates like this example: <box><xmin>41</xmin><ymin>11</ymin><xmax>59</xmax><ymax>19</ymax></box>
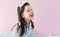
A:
<box><xmin>27</xmin><ymin>9</ymin><xmax>30</xmax><ymax>12</ymax></box>
<box><xmin>31</xmin><ymin>9</ymin><xmax>33</xmax><ymax>11</ymax></box>
<box><xmin>27</xmin><ymin>8</ymin><xmax>33</xmax><ymax>12</ymax></box>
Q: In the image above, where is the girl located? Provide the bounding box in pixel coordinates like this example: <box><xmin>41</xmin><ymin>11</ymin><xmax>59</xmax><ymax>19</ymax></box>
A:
<box><xmin>11</xmin><ymin>2</ymin><xmax>36</xmax><ymax>37</ymax></box>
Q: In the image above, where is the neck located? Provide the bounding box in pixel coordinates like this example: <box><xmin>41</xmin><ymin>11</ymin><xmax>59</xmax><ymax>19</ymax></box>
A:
<box><xmin>24</xmin><ymin>19</ymin><xmax>31</xmax><ymax>25</ymax></box>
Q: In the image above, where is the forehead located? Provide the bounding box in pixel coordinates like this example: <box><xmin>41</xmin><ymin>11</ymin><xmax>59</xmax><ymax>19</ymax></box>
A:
<box><xmin>24</xmin><ymin>5</ymin><xmax>32</xmax><ymax>10</ymax></box>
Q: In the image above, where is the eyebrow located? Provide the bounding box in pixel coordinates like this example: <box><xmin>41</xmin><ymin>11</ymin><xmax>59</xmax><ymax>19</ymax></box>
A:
<box><xmin>28</xmin><ymin>7</ymin><xmax>32</xmax><ymax>10</ymax></box>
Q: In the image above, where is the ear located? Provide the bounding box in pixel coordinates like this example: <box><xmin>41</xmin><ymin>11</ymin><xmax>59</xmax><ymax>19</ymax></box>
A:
<box><xmin>21</xmin><ymin>13</ymin><xmax>24</xmax><ymax>18</ymax></box>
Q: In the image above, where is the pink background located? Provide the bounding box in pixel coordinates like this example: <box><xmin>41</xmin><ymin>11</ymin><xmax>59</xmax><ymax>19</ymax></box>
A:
<box><xmin>0</xmin><ymin>0</ymin><xmax>60</xmax><ymax>35</ymax></box>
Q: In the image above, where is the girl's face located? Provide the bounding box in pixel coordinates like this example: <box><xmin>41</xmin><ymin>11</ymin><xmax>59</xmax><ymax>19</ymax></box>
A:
<box><xmin>22</xmin><ymin>5</ymin><xmax>34</xmax><ymax>20</ymax></box>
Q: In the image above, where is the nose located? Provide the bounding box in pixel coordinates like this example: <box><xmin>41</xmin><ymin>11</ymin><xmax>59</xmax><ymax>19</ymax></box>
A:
<box><xmin>30</xmin><ymin>9</ymin><xmax>34</xmax><ymax>15</ymax></box>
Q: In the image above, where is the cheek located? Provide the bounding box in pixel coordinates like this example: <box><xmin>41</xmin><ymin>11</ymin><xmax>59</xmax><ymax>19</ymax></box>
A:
<box><xmin>23</xmin><ymin>12</ymin><xmax>33</xmax><ymax>19</ymax></box>
<box><xmin>24</xmin><ymin>13</ymin><xmax>30</xmax><ymax>18</ymax></box>
<box><xmin>26</xmin><ymin>14</ymin><xmax>30</xmax><ymax>18</ymax></box>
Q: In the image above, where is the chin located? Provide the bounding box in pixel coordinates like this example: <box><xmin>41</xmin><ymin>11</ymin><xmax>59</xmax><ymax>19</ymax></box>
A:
<box><xmin>30</xmin><ymin>17</ymin><xmax>34</xmax><ymax>20</ymax></box>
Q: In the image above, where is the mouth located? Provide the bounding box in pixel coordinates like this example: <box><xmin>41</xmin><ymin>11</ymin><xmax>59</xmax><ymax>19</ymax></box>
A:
<box><xmin>30</xmin><ymin>15</ymin><xmax>34</xmax><ymax>17</ymax></box>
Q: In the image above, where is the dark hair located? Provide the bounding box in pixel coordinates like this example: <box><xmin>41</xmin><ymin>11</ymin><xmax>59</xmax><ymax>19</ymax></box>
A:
<box><xmin>17</xmin><ymin>2</ymin><xmax>34</xmax><ymax>37</ymax></box>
